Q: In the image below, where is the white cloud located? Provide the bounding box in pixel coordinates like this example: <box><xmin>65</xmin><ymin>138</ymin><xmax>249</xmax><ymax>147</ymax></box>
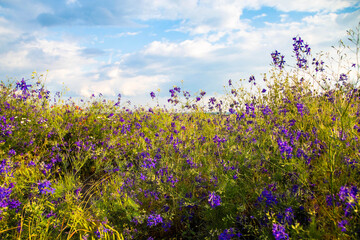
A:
<box><xmin>280</xmin><ymin>14</ymin><xmax>288</xmax><ymax>23</ymax></box>
<box><xmin>132</xmin><ymin>0</ymin><xmax>358</xmax><ymax>35</ymax></box>
<box><xmin>105</xmin><ymin>32</ymin><xmax>140</xmax><ymax>38</ymax></box>
<box><xmin>66</xmin><ymin>0</ymin><xmax>78</xmax><ymax>4</ymax></box>
<box><xmin>0</xmin><ymin>18</ymin><xmax>20</xmax><ymax>44</ymax></box>
<box><xmin>261</xmin><ymin>0</ymin><xmax>358</xmax><ymax>12</ymax></box>
<box><xmin>0</xmin><ymin>28</ymin><xmax>170</xmax><ymax>98</ymax></box>
<box><xmin>253</xmin><ymin>13</ymin><xmax>267</xmax><ymax>20</ymax></box>
<box><xmin>132</xmin><ymin>9</ymin><xmax>360</xmax><ymax>94</ymax></box>
<box><xmin>79</xmin><ymin>65</ymin><xmax>169</xmax><ymax>97</ymax></box>
<box><xmin>137</xmin><ymin>0</ymin><xmax>255</xmax><ymax>34</ymax></box>
<box><xmin>143</xmin><ymin>38</ymin><xmax>226</xmax><ymax>59</ymax></box>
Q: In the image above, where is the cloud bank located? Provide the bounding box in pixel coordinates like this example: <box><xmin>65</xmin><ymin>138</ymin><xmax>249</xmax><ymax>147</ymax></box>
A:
<box><xmin>0</xmin><ymin>0</ymin><xmax>359</xmax><ymax>106</ymax></box>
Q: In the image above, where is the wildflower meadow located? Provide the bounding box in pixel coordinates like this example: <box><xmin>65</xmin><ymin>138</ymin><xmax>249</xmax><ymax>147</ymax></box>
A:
<box><xmin>1</xmin><ymin>22</ymin><xmax>360</xmax><ymax>239</ymax></box>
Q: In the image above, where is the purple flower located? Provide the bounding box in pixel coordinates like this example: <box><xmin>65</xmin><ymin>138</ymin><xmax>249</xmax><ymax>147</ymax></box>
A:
<box><xmin>162</xmin><ymin>220</ymin><xmax>172</xmax><ymax>232</ymax></box>
<box><xmin>218</xmin><ymin>228</ymin><xmax>242</xmax><ymax>239</ymax></box>
<box><xmin>339</xmin><ymin>73</ymin><xmax>348</xmax><ymax>82</ymax></box>
<box><xmin>291</xmin><ymin>185</ymin><xmax>299</xmax><ymax>194</ymax></box>
<box><xmin>231</xmin><ymin>89</ymin><xmax>237</xmax><ymax>96</ymax></box>
<box><xmin>147</xmin><ymin>214</ymin><xmax>163</xmax><ymax>227</ymax></box>
<box><xmin>277</xmin><ymin>139</ymin><xmax>293</xmax><ymax>159</ymax></box>
<box><xmin>209</xmin><ymin>97</ymin><xmax>216</xmax><ymax>105</ymax></box>
<box><xmin>15</xmin><ymin>78</ymin><xmax>32</xmax><ymax>93</ymax></box>
<box><xmin>261</xmin><ymin>105</ymin><xmax>272</xmax><ymax>116</ymax></box>
<box><xmin>167</xmin><ymin>174</ymin><xmax>178</xmax><ymax>187</ymax></box>
<box><xmin>284</xmin><ymin>207</ymin><xmax>294</xmax><ymax>225</ymax></box>
<box><xmin>8</xmin><ymin>149</ymin><xmax>16</xmax><ymax>156</ymax></box>
<box><xmin>0</xmin><ymin>184</ymin><xmax>21</xmax><ymax>214</ymax></box>
<box><xmin>145</xmin><ymin>137</ymin><xmax>151</xmax><ymax>144</ymax></box>
<box><xmin>272</xmin><ymin>223</ymin><xmax>289</xmax><ymax>240</ymax></box>
<box><xmin>249</xmin><ymin>75</ymin><xmax>256</xmax><ymax>85</ymax></box>
<box><xmin>28</xmin><ymin>161</ymin><xmax>36</xmax><ymax>167</ymax></box>
<box><xmin>271</xmin><ymin>50</ymin><xmax>286</xmax><ymax>69</ymax></box>
<box><xmin>337</xmin><ymin>185</ymin><xmax>358</xmax><ymax>217</ymax></box>
<box><xmin>183</xmin><ymin>91</ymin><xmax>191</xmax><ymax>99</ymax></box>
<box><xmin>37</xmin><ymin>180</ymin><xmax>55</xmax><ymax>195</ymax></box>
<box><xmin>339</xmin><ymin>186</ymin><xmax>349</xmax><ymax>201</ymax></box>
<box><xmin>45</xmin><ymin>210</ymin><xmax>57</xmax><ymax>218</ymax></box>
<box><xmin>8</xmin><ymin>199</ymin><xmax>21</xmax><ymax>210</ymax></box>
<box><xmin>338</xmin><ymin>220</ymin><xmax>348</xmax><ymax>232</ymax></box>
<box><xmin>141</xmin><ymin>157</ymin><xmax>157</xmax><ymax>169</ymax></box>
<box><xmin>74</xmin><ymin>187</ymin><xmax>82</xmax><ymax>197</ymax></box>
<box><xmin>292</xmin><ymin>36</ymin><xmax>311</xmax><ymax>69</ymax></box>
<box><xmin>140</xmin><ymin>173</ymin><xmax>147</xmax><ymax>181</ymax></box>
<box><xmin>94</xmin><ymin>229</ymin><xmax>101</xmax><ymax>238</ymax></box>
<box><xmin>258</xmin><ymin>188</ymin><xmax>278</xmax><ymax>207</ymax></box>
<box><xmin>350</xmin><ymin>186</ymin><xmax>358</xmax><ymax>199</ymax></box>
<box><xmin>208</xmin><ymin>192</ymin><xmax>221</xmax><ymax>208</ymax></box>
<box><xmin>0</xmin><ymin>115</ymin><xmax>14</xmax><ymax>137</ymax></box>
<box><xmin>150</xmin><ymin>91</ymin><xmax>156</xmax><ymax>99</ymax></box>
<box><xmin>312</xmin><ymin>58</ymin><xmax>325</xmax><ymax>72</ymax></box>
<box><xmin>0</xmin><ymin>159</ymin><xmax>11</xmax><ymax>176</ymax></box>
<box><xmin>296</xmin><ymin>103</ymin><xmax>304</xmax><ymax>117</ymax></box>
<box><xmin>326</xmin><ymin>194</ymin><xmax>336</xmax><ymax>206</ymax></box>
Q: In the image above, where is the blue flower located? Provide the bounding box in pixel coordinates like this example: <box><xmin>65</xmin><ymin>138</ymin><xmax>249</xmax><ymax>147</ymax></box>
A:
<box><xmin>8</xmin><ymin>149</ymin><xmax>16</xmax><ymax>156</ymax></box>
<box><xmin>15</xmin><ymin>78</ymin><xmax>32</xmax><ymax>93</ymax></box>
<box><xmin>141</xmin><ymin>157</ymin><xmax>157</xmax><ymax>169</ymax></box>
<box><xmin>338</xmin><ymin>220</ymin><xmax>348</xmax><ymax>232</ymax></box>
<box><xmin>284</xmin><ymin>207</ymin><xmax>294</xmax><ymax>225</ymax></box>
<box><xmin>94</xmin><ymin>229</ymin><xmax>101</xmax><ymax>238</ymax></box>
<box><xmin>326</xmin><ymin>194</ymin><xmax>336</xmax><ymax>207</ymax></box>
<box><xmin>37</xmin><ymin>180</ymin><xmax>55</xmax><ymax>195</ymax></box>
<box><xmin>339</xmin><ymin>186</ymin><xmax>349</xmax><ymax>201</ymax></box>
<box><xmin>147</xmin><ymin>214</ymin><xmax>163</xmax><ymax>227</ymax></box>
<box><xmin>208</xmin><ymin>192</ymin><xmax>221</xmax><ymax>208</ymax></box>
<box><xmin>258</xmin><ymin>188</ymin><xmax>278</xmax><ymax>207</ymax></box>
<box><xmin>249</xmin><ymin>75</ymin><xmax>256</xmax><ymax>85</ymax></box>
<box><xmin>140</xmin><ymin>173</ymin><xmax>147</xmax><ymax>181</ymax></box>
<box><xmin>261</xmin><ymin>105</ymin><xmax>272</xmax><ymax>116</ymax></box>
<box><xmin>339</xmin><ymin>73</ymin><xmax>348</xmax><ymax>82</ymax></box>
<box><xmin>218</xmin><ymin>228</ymin><xmax>242</xmax><ymax>239</ymax></box>
<box><xmin>292</xmin><ymin>36</ymin><xmax>311</xmax><ymax>69</ymax></box>
<box><xmin>162</xmin><ymin>220</ymin><xmax>172</xmax><ymax>232</ymax></box>
<box><xmin>296</xmin><ymin>103</ymin><xmax>304</xmax><ymax>117</ymax></box>
<box><xmin>271</xmin><ymin>50</ymin><xmax>286</xmax><ymax>69</ymax></box>
<box><xmin>272</xmin><ymin>223</ymin><xmax>289</xmax><ymax>240</ymax></box>
<box><xmin>277</xmin><ymin>139</ymin><xmax>293</xmax><ymax>159</ymax></box>
<box><xmin>209</xmin><ymin>97</ymin><xmax>216</xmax><ymax>105</ymax></box>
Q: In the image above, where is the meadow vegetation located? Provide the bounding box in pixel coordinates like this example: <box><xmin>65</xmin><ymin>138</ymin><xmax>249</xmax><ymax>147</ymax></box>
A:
<box><xmin>0</xmin><ymin>23</ymin><xmax>360</xmax><ymax>239</ymax></box>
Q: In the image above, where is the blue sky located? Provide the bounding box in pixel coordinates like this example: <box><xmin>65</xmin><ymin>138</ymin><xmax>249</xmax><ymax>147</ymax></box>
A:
<box><xmin>0</xmin><ymin>0</ymin><xmax>359</xmax><ymax>107</ymax></box>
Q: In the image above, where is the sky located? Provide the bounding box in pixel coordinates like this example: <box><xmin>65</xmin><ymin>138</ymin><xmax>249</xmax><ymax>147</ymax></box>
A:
<box><xmin>0</xmin><ymin>0</ymin><xmax>359</xmax><ymax>107</ymax></box>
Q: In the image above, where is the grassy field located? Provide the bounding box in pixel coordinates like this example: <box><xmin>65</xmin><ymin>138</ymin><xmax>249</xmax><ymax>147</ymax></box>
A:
<box><xmin>0</xmin><ymin>24</ymin><xmax>359</xmax><ymax>239</ymax></box>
